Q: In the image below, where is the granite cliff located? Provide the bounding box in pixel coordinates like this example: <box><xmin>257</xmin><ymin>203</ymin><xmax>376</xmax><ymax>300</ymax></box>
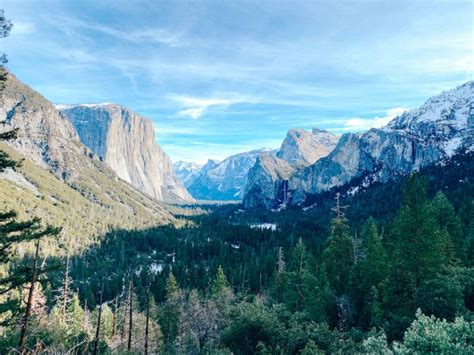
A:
<box><xmin>59</xmin><ymin>104</ymin><xmax>193</xmax><ymax>204</ymax></box>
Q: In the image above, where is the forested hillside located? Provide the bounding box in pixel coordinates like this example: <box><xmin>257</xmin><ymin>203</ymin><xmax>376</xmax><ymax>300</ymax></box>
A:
<box><xmin>2</xmin><ymin>147</ymin><xmax>472</xmax><ymax>353</ymax></box>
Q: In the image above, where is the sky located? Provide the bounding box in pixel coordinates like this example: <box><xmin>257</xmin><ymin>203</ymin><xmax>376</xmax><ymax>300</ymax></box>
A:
<box><xmin>1</xmin><ymin>0</ymin><xmax>473</xmax><ymax>163</ymax></box>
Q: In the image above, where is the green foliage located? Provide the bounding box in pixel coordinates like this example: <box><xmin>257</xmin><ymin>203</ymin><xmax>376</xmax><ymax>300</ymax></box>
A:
<box><xmin>0</xmin><ymin>213</ymin><xmax>60</xmax><ymax>326</ymax></box>
<box><xmin>222</xmin><ymin>299</ymin><xmax>284</xmax><ymax>354</ymax></box>
<box><xmin>352</xmin><ymin>218</ymin><xmax>387</xmax><ymax>329</ymax></box>
<box><xmin>212</xmin><ymin>265</ymin><xmax>230</xmax><ymax>298</ymax></box>
<box><xmin>432</xmin><ymin>191</ymin><xmax>464</xmax><ymax>261</ymax></box>
<box><xmin>383</xmin><ymin>174</ymin><xmax>454</xmax><ymax>338</ymax></box>
<box><xmin>362</xmin><ymin>330</ymin><xmax>393</xmax><ymax>354</ymax></box>
<box><xmin>0</xmin><ymin>150</ymin><xmax>473</xmax><ymax>353</ymax></box>
<box><xmin>160</xmin><ymin>273</ymin><xmax>181</xmax><ymax>347</ymax></box>
<box><xmin>0</xmin><ymin>9</ymin><xmax>12</xmax><ymax>89</ymax></box>
<box><xmin>393</xmin><ymin>309</ymin><xmax>474</xmax><ymax>353</ymax></box>
<box><xmin>323</xmin><ymin>215</ymin><xmax>354</xmax><ymax>296</ymax></box>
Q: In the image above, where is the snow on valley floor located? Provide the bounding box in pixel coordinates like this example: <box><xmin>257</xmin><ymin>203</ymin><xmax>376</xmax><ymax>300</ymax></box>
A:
<box><xmin>249</xmin><ymin>223</ymin><xmax>278</xmax><ymax>231</ymax></box>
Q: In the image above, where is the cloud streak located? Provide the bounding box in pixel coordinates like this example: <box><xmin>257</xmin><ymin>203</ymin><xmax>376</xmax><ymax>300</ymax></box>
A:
<box><xmin>1</xmin><ymin>0</ymin><xmax>472</xmax><ymax>162</ymax></box>
<box><xmin>171</xmin><ymin>96</ymin><xmax>253</xmax><ymax>119</ymax></box>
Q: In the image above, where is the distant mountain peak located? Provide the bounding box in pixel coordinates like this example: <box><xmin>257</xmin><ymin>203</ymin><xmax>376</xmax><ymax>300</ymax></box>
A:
<box><xmin>175</xmin><ymin>149</ymin><xmax>270</xmax><ymax>201</ymax></box>
<box><xmin>276</xmin><ymin>127</ymin><xmax>339</xmax><ymax>166</ymax></box>
<box><xmin>387</xmin><ymin>80</ymin><xmax>473</xmax><ymax>131</ymax></box>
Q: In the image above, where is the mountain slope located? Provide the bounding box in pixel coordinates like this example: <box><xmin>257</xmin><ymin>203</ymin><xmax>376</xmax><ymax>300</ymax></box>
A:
<box><xmin>243</xmin><ymin>128</ymin><xmax>339</xmax><ymax>207</ymax></box>
<box><xmin>58</xmin><ymin>103</ymin><xmax>193</xmax><ymax>204</ymax></box>
<box><xmin>0</xmin><ymin>73</ymin><xmax>174</xmax><ymax>252</ymax></box>
<box><xmin>243</xmin><ymin>81</ymin><xmax>474</xmax><ymax>208</ymax></box>
<box><xmin>186</xmin><ymin>150</ymin><xmax>270</xmax><ymax>200</ymax></box>
<box><xmin>173</xmin><ymin>161</ymin><xmax>203</xmax><ymax>187</ymax></box>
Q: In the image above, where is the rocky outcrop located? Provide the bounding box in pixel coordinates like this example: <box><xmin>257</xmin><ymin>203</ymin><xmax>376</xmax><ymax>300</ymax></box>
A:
<box><xmin>0</xmin><ymin>73</ymin><xmax>84</xmax><ymax>181</ymax></box>
<box><xmin>0</xmin><ymin>72</ymin><xmax>173</xmax><ymax>227</ymax></box>
<box><xmin>276</xmin><ymin>128</ymin><xmax>339</xmax><ymax>166</ymax></box>
<box><xmin>243</xmin><ymin>128</ymin><xmax>339</xmax><ymax>207</ymax></box>
<box><xmin>59</xmin><ymin>104</ymin><xmax>194</xmax><ymax>204</ymax></box>
<box><xmin>243</xmin><ymin>153</ymin><xmax>294</xmax><ymax>208</ymax></box>
<box><xmin>243</xmin><ymin>81</ymin><xmax>474</xmax><ymax>208</ymax></box>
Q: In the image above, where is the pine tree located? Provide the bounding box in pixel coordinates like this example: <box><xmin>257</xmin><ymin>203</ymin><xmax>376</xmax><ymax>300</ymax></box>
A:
<box><xmin>127</xmin><ymin>278</ymin><xmax>133</xmax><ymax>351</ymax></box>
<box><xmin>54</xmin><ymin>253</ymin><xmax>74</xmax><ymax>325</ymax></box>
<box><xmin>211</xmin><ymin>265</ymin><xmax>230</xmax><ymax>298</ymax></box>
<box><xmin>144</xmin><ymin>276</ymin><xmax>152</xmax><ymax>355</ymax></box>
<box><xmin>323</xmin><ymin>199</ymin><xmax>354</xmax><ymax>296</ymax></box>
<box><xmin>463</xmin><ymin>208</ymin><xmax>474</xmax><ymax>266</ymax></box>
<box><xmin>0</xmin><ymin>10</ymin><xmax>11</xmax><ymax>91</ymax></box>
<box><xmin>353</xmin><ymin>218</ymin><xmax>387</xmax><ymax>328</ymax></box>
<box><xmin>160</xmin><ymin>272</ymin><xmax>181</xmax><ymax>348</ymax></box>
<box><xmin>288</xmin><ymin>238</ymin><xmax>309</xmax><ymax>311</ymax></box>
<box><xmin>68</xmin><ymin>293</ymin><xmax>85</xmax><ymax>334</ymax></box>
<box><xmin>272</xmin><ymin>247</ymin><xmax>287</xmax><ymax>303</ymax></box>
<box><xmin>384</xmin><ymin>174</ymin><xmax>448</xmax><ymax>338</ymax></box>
<box><xmin>431</xmin><ymin>191</ymin><xmax>463</xmax><ymax>261</ymax></box>
<box><xmin>0</xmin><ymin>217</ymin><xmax>59</xmax><ymax>348</ymax></box>
<box><xmin>93</xmin><ymin>282</ymin><xmax>104</xmax><ymax>355</ymax></box>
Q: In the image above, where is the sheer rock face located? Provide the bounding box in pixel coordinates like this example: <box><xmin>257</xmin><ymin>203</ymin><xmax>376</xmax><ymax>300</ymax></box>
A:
<box><xmin>243</xmin><ymin>128</ymin><xmax>339</xmax><ymax>207</ymax></box>
<box><xmin>276</xmin><ymin>128</ymin><xmax>339</xmax><ymax>166</ymax></box>
<box><xmin>243</xmin><ymin>153</ymin><xmax>294</xmax><ymax>209</ymax></box>
<box><xmin>244</xmin><ymin>81</ymin><xmax>474</xmax><ymax>208</ymax></box>
<box><xmin>0</xmin><ymin>73</ymin><xmax>173</xmax><ymax>224</ymax></box>
<box><xmin>59</xmin><ymin>104</ymin><xmax>194</xmax><ymax>204</ymax></box>
<box><xmin>185</xmin><ymin>150</ymin><xmax>269</xmax><ymax>201</ymax></box>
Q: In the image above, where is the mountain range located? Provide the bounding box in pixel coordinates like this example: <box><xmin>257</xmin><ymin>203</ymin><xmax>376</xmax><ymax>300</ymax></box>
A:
<box><xmin>174</xmin><ymin>149</ymin><xmax>270</xmax><ymax>201</ymax></box>
<box><xmin>175</xmin><ymin>127</ymin><xmax>339</xmax><ymax>201</ymax></box>
<box><xmin>243</xmin><ymin>81</ymin><xmax>474</xmax><ymax>208</ymax></box>
<box><xmin>2</xmin><ymin>70</ymin><xmax>471</xmax><ymax>217</ymax></box>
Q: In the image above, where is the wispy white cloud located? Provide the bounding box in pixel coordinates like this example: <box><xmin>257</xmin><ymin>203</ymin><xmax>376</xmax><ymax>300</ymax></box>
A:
<box><xmin>47</xmin><ymin>14</ymin><xmax>183</xmax><ymax>47</ymax></box>
<box><xmin>2</xmin><ymin>0</ymin><xmax>471</xmax><ymax>163</ymax></box>
<box><xmin>171</xmin><ymin>96</ymin><xmax>248</xmax><ymax>119</ymax></box>
<box><xmin>342</xmin><ymin>107</ymin><xmax>407</xmax><ymax>132</ymax></box>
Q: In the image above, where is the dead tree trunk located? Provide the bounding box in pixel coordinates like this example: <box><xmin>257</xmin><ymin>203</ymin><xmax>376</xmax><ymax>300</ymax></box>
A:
<box><xmin>121</xmin><ymin>293</ymin><xmax>127</xmax><ymax>341</ymax></box>
<box><xmin>112</xmin><ymin>296</ymin><xmax>118</xmax><ymax>337</ymax></box>
<box><xmin>127</xmin><ymin>279</ymin><xmax>133</xmax><ymax>351</ymax></box>
<box><xmin>93</xmin><ymin>282</ymin><xmax>104</xmax><ymax>355</ymax></box>
<box><xmin>18</xmin><ymin>239</ymin><xmax>40</xmax><ymax>353</ymax></box>
<box><xmin>61</xmin><ymin>252</ymin><xmax>70</xmax><ymax>321</ymax></box>
<box><xmin>144</xmin><ymin>278</ymin><xmax>151</xmax><ymax>355</ymax></box>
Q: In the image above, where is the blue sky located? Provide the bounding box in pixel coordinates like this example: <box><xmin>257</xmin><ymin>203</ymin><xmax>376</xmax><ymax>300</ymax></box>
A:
<box><xmin>2</xmin><ymin>0</ymin><xmax>473</xmax><ymax>163</ymax></box>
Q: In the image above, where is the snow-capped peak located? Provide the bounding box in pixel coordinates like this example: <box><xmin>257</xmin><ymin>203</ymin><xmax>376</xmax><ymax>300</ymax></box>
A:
<box><xmin>387</xmin><ymin>81</ymin><xmax>473</xmax><ymax>131</ymax></box>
